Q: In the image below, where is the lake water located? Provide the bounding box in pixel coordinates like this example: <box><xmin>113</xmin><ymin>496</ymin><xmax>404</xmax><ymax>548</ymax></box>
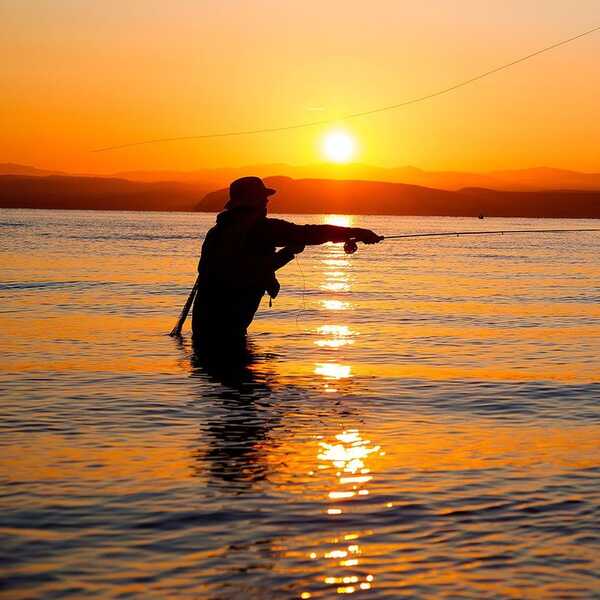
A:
<box><xmin>1</xmin><ymin>209</ymin><xmax>599</xmax><ymax>599</ymax></box>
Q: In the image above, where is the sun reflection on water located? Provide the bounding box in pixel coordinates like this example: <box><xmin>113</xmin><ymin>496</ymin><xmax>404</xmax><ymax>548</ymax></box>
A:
<box><xmin>299</xmin><ymin>429</ymin><xmax>380</xmax><ymax>598</ymax></box>
<box><xmin>322</xmin><ymin>299</ymin><xmax>350</xmax><ymax>311</ymax></box>
<box><xmin>323</xmin><ymin>259</ymin><xmax>350</xmax><ymax>267</ymax></box>
<box><xmin>299</xmin><ymin>219</ymin><xmax>379</xmax><ymax>596</ymax></box>
<box><xmin>322</xmin><ymin>280</ymin><xmax>350</xmax><ymax>292</ymax></box>
<box><xmin>315</xmin><ymin>234</ymin><xmax>357</xmax><ymax>390</ymax></box>
<box><xmin>318</xmin><ymin>430</ymin><xmax>380</xmax><ymax>482</ymax></box>
<box><xmin>314</xmin><ymin>363</ymin><xmax>351</xmax><ymax>379</ymax></box>
<box><xmin>318</xmin><ymin>325</ymin><xmax>352</xmax><ymax>336</ymax></box>
<box><xmin>315</xmin><ymin>325</ymin><xmax>355</xmax><ymax>348</ymax></box>
<box><xmin>315</xmin><ymin>339</ymin><xmax>353</xmax><ymax>348</ymax></box>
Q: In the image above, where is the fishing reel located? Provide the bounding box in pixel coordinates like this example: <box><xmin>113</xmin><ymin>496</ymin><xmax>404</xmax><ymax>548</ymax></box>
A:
<box><xmin>344</xmin><ymin>239</ymin><xmax>358</xmax><ymax>254</ymax></box>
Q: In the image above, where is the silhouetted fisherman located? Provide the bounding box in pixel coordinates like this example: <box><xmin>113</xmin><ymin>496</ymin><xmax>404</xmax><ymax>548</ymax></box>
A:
<box><xmin>192</xmin><ymin>176</ymin><xmax>382</xmax><ymax>346</ymax></box>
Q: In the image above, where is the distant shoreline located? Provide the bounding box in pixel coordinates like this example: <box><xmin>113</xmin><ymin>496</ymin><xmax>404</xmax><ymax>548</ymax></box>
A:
<box><xmin>2</xmin><ymin>207</ymin><xmax>598</xmax><ymax>221</ymax></box>
<box><xmin>2</xmin><ymin>174</ymin><xmax>599</xmax><ymax>219</ymax></box>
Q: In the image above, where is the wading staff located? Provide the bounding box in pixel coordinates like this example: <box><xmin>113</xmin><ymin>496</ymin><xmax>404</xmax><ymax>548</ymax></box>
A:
<box><xmin>169</xmin><ymin>275</ymin><xmax>200</xmax><ymax>337</ymax></box>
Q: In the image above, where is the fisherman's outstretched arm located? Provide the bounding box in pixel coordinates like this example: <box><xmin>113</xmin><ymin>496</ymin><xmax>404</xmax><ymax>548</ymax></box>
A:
<box><xmin>304</xmin><ymin>224</ymin><xmax>381</xmax><ymax>245</ymax></box>
<box><xmin>261</xmin><ymin>219</ymin><xmax>382</xmax><ymax>246</ymax></box>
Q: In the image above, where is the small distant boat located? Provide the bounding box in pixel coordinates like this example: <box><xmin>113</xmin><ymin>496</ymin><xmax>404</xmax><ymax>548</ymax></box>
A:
<box><xmin>478</xmin><ymin>214</ymin><xmax>485</xmax><ymax>220</ymax></box>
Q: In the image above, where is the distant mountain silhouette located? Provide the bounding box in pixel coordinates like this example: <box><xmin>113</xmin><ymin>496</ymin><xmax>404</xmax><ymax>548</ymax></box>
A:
<box><xmin>3</xmin><ymin>163</ymin><xmax>600</xmax><ymax>192</ymax></box>
<box><xmin>114</xmin><ymin>164</ymin><xmax>600</xmax><ymax>192</ymax></box>
<box><xmin>0</xmin><ymin>175</ymin><xmax>207</xmax><ymax>211</ymax></box>
<box><xmin>0</xmin><ymin>163</ymin><xmax>68</xmax><ymax>177</ymax></box>
<box><xmin>113</xmin><ymin>165</ymin><xmax>289</xmax><ymax>186</ymax></box>
<box><xmin>197</xmin><ymin>176</ymin><xmax>600</xmax><ymax>219</ymax></box>
<box><xmin>1</xmin><ymin>173</ymin><xmax>599</xmax><ymax>218</ymax></box>
<box><xmin>488</xmin><ymin>167</ymin><xmax>600</xmax><ymax>191</ymax></box>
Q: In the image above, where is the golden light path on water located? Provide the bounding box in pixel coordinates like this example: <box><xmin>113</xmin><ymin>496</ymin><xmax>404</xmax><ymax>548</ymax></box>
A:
<box><xmin>299</xmin><ymin>429</ymin><xmax>382</xmax><ymax>598</ymax></box>
<box><xmin>313</xmin><ymin>215</ymin><xmax>356</xmax><ymax>394</ymax></box>
<box><xmin>300</xmin><ymin>218</ymin><xmax>377</xmax><ymax>596</ymax></box>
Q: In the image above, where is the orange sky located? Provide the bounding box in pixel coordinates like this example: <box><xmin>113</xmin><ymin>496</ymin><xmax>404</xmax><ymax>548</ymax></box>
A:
<box><xmin>2</xmin><ymin>0</ymin><xmax>599</xmax><ymax>174</ymax></box>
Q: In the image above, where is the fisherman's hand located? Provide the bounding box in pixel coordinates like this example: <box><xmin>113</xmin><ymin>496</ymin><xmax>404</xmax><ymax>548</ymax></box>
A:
<box><xmin>353</xmin><ymin>228</ymin><xmax>383</xmax><ymax>244</ymax></box>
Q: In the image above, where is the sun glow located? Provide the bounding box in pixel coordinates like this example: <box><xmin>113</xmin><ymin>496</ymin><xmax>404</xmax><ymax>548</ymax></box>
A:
<box><xmin>321</xmin><ymin>131</ymin><xmax>356</xmax><ymax>163</ymax></box>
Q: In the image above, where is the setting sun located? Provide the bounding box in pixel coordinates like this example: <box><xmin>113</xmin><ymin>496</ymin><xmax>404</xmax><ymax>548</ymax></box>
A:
<box><xmin>321</xmin><ymin>131</ymin><xmax>356</xmax><ymax>164</ymax></box>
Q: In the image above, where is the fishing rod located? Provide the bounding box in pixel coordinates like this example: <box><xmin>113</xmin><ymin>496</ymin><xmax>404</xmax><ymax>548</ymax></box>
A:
<box><xmin>384</xmin><ymin>227</ymin><xmax>600</xmax><ymax>239</ymax></box>
<box><xmin>343</xmin><ymin>228</ymin><xmax>600</xmax><ymax>253</ymax></box>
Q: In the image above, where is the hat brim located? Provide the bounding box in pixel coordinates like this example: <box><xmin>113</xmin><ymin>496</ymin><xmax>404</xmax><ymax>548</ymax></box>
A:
<box><xmin>265</xmin><ymin>188</ymin><xmax>276</xmax><ymax>196</ymax></box>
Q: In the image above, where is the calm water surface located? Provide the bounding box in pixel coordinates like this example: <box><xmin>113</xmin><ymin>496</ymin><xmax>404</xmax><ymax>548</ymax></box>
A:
<box><xmin>1</xmin><ymin>209</ymin><xmax>599</xmax><ymax>599</ymax></box>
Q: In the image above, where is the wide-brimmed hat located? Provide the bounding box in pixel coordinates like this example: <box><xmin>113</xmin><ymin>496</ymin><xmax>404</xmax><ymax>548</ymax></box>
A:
<box><xmin>225</xmin><ymin>176</ymin><xmax>276</xmax><ymax>209</ymax></box>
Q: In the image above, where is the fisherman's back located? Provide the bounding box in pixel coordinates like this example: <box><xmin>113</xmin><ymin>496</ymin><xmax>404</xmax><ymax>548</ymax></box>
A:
<box><xmin>192</xmin><ymin>209</ymin><xmax>274</xmax><ymax>342</ymax></box>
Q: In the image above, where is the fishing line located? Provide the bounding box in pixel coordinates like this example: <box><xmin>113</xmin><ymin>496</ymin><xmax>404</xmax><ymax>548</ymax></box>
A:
<box><xmin>294</xmin><ymin>254</ymin><xmax>308</xmax><ymax>331</ymax></box>
<box><xmin>93</xmin><ymin>25</ymin><xmax>600</xmax><ymax>152</ymax></box>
